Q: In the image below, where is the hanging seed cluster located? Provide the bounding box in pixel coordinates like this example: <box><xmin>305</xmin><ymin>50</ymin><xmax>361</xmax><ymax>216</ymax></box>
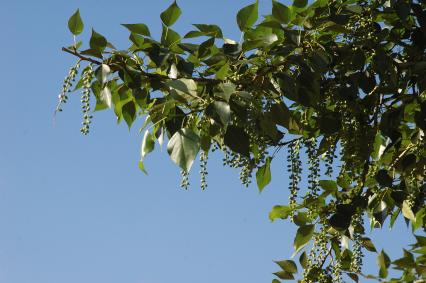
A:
<box><xmin>350</xmin><ymin>214</ymin><xmax>364</xmax><ymax>273</ymax></box>
<box><xmin>324</xmin><ymin>138</ymin><xmax>337</xmax><ymax>177</ymax></box>
<box><xmin>303</xmin><ymin>226</ymin><xmax>331</xmax><ymax>282</ymax></box>
<box><xmin>287</xmin><ymin>139</ymin><xmax>302</xmax><ymax>218</ymax></box>
<box><xmin>331</xmin><ymin>250</ymin><xmax>343</xmax><ymax>283</ymax></box>
<box><xmin>80</xmin><ymin>64</ymin><xmax>94</xmax><ymax>135</ymax></box>
<box><xmin>56</xmin><ymin>61</ymin><xmax>80</xmax><ymax>113</ymax></box>
<box><xmin>305</xmin><ymin>138</ymin><xmax>320</xmax><ymax>219</ymax></box>
<box><xmin>305</xmin><ymin>138</ymin><xmax>320</xmax><ymax>196</ymax></box>
<box><xmin>180</xmin><ymin>169</ymin><xmax>190</xmax><ymax>190</ymax></box>
<box><xmin>199</xmin><ymin>151</ymin><xmax>208</xmax><ymax>190</ymax></box>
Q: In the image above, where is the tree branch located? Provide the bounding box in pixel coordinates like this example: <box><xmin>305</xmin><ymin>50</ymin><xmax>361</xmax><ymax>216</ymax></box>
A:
<box><xmin>62</xmin><ymin>47</ymin><xmax>103</xmax><ymax>65</ymax></box>
<box><xmin>61</xmin><ymin>47</ymin><xmax>222</xmax><ymax>84</ymax></box>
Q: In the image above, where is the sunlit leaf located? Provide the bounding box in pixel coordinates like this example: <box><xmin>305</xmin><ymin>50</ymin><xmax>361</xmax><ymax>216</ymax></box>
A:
<box><xmin>272</xmin><ymin>1</ymin><xmax>293</xmax><ymax>24</ymax></box>
<box><xmin>293</xmin><ymin>224</ymin><xmax>315</xmax><ymax>255</ymax></box>
<box><xmin>256</xmin><ymin>157</ymin><xmax>271</xmax><ymax>192</ymax></box>
<box><xmin>160</xmin><ymin>1</ymin><xmax>182</xmax><ymax>26</ymax></box>
<box><xmin>68</xmin><ymin>9</ymin><xmax>84</xmax><ymax>35</ymax></box>
<box><xmin>167</xmin><ymin>129</ymin><xmax>200</xmax><ymax>172</ymax></box>
<box><xmin>236</xmin><ymin>1</ymin><xmax>258</xmax><ymax>31</ymax></box>
<box><xmin>122</xmin><ymin>23</ymin><xmax>151</xmax><ymax>36</ymax></box>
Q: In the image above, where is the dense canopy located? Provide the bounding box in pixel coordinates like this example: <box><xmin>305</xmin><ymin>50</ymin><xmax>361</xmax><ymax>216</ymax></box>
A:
<box><xmin>58</xmin><ymin>0</ymin><xmax>426</xmax><ymax>282</ymax></box>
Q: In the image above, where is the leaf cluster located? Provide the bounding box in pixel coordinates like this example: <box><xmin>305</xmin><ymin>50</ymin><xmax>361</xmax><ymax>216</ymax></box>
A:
<box><xmin>62</xmin><ymin>0</ymin><xmax>426</xmax><ymax>281</ymax></box>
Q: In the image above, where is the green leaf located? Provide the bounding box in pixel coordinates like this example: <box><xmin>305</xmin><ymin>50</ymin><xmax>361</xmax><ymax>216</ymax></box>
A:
<box><xmin>393</xmin><ymin>250</ymin><xmax>415</xmax><ymax>269</ymax></box>
<box><xmin>129</xmin><ymin>33</ymin><xmax>145</xmax><ymax>47</ymax></box>
<box><xmin>396</xmin><ymin>2</ymin><xmax>410</xmax><ymax>21</ymax></box>
<box><xmin>275</xmin><ymin>260</ymin><xmax>298</xmax><ymax>273</ymax></box>
<box><xmin>167</xmin><ymin>129</ymin><xmax>201</xmax><ymax>172</ymax></box>
<box><xmin>329</xmin><ymin>213</ymin><xmax>351</xmax><ymax>231</ymax></box>
<box><xmin>272</xmin><ymin>1</ymin><xmax>293</xmax><ymax>24</ymax></box>
<box><xmin>273</xmin><ymin>271</ymin><xmax>294</xmax><ymax>280</ymax></box>
<box><xmin>141</xmin><ymin>130</ymin><xmax>155</xmax><ymax>160</ymax></box>
<box><xmin>236</xmin><ymin>1</ymin><xmax>259</xmax><ymax>31</ymax></box>
<box><xmin>89</xmin><ymin>29</ymin><xmax>107</xmax><ymax>52</ymax></box>
<box><xmin>372</xmin><ymin>133</ymin><xmax>386</xmax><ymax>160</ymax></box>
<box><xmin>206</xmin><ymin>101</ymin><xmax>231</xmax><ymax>127</ymax></box>
<box><xmin>68</xmin><ymin>9</ymin><xmax>84</xmax><ymax>36</ymax></box>
<box><xmin>293</xmin><ymin>224</ymin><xmax>315</xmax><ymax>255</ymax></box>
<box><xmin>256</xmin><ymin>157</ymin><xmax>272</xmax><ymax>192</ymax></box>
<box><xmin>319</xmin><ymin>180</ymin><xmax>337</xmax><ymax>193</ymax></box>
<box><xmin>299</xmin><ymin>252</ymin><xmax>308</xmax><ymax>269</ymax></box>
<box><xmin>215</xmin><ymin>62</ymin><xmax>229</xmax><ymax>80</ymax></box>
<box><xmin>389</xmin><ymin>208</ymin><xmax>400</xmax><ymax>229</ymax></box>
<box><xmin>269</xmin><ymin>205</ymin><xmax>292</xmax><ymax>221</ymax></box>
<box><xmin>198</xmin><ymin>37</ymin><xmax>215</xmax><ymax>58</ymax></box>
<box><xmin>413</xmin><ymin>208</ymin><xmax>425</xmax><ymax>231</ymax></box>
<box><xmin>216</xmin><ymin>83</ymin><xmax>236</xmax><ymax>102</ymax></box>
<box><xmin>375</xmin><ymin>169</ymin><xmax>393</xmax><ymax>187</ymax></box>
<box><xmin>377</xmin><ymin>250</ymin><xmax>391</xmax><ymax>278</ymax></box>
<box><xmin>402</xmin><ymin>200</ymin><xmax>416</xmax><ymax>221</ymax></box>
<box><xmin>122</xmin><ymin>100</ymin><xmax>136</xmax><ymax>129</ymax></box>
<box><xmin>160</xmin><ymin>1</ymin><xmax>182</xmax><ymax>26</ymax></box>
<box><xmin>293</xmin><ymin>211</ymin><xmax>310</xmax><ymax>229</ymax></box>
<box><xmin>122</xmin><ymin>24</ymin><xmax>151</xmax><ymax>36</ymax></box>
<box><xmin>224</xmin><ymin>125</ymin><xmax>250</xmax><ymax>157</ymax></box>
<box><xmin>167</xmin><ymin>78</ymin><xmax>198</xmax><ymax>102</ymax></box>
<box><xmin>184</xmin><ymin>31</ymin><xmax>204</xmax><ymax>38</ymax></box>
<box><xmin>161</xmin><ymin>25</ymin><xmax>181</xmax><ymax>47</ymax></box>
<box><xmin>270</xmin><ymin>103</ymin><xmax>291</xmax><ymax>129</ymax></box>
<box><xmin>362</xmin><ymin>237</ymin><xmax>377</xmax><ymax>253</ymax></box>
<box><xmin>293</xmin><ymin>0</ymin><xmax>308</xmax><ymax>8</ymax></box>
<box><xmin>193</xmin><ymin>24</ymin><xmax>223</xmax><ymax>38</ymax></box>
<box><xmin>138</xmin><ymin>160</ymin><xmax>148</xmax><ymax>175</ymax></box>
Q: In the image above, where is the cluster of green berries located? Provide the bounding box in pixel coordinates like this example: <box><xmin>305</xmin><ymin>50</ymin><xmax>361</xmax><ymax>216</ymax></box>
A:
<box><xmin>56</xmin><ymin>61</ymin><xmax>80</xmax><ymax>113</ymax></box>
<box><xmin>350</xmin><ymin>214</ymin><xmax>364</xmax><ymax>273</ymax></box>
<box><xmin>304</xmin><ymin>226</ymin><xmax>331</xmax><ymax>282</ymax></box>
<box><xmin>306</xmin><ymin>138</ymin><xmax>320</xmax><ymax>196</ymax></box>
<box><xmin>239</xmin><ymin>160</ymin><xmax>253</xmax><ymax>187</ymax></box>
<box><xmin>337</xmin><ymin>101</ymin><xmax>363</xmax><ymax>173</ymax></box>
<box><xmin>331</xmin><ymin>252</ymin><xmax>343</xmax><ymax>283</ymax></box>
<box><xmin>287</xmin><ymin>139</ymin><xmax>302</xmax><ymax>218</ymax></box>
<box><xmin>180</xmin><ymin>169</ymin><xmax>190</xmax><ymax>190</ymax></box>
<box><xmin>324</xmin><ymin>139</ymin><xmax>337</xmax><ymax>177</ymax></box>
<box><xmin>305</xmin><ymin>138</ymin><xmax>320</xmax><ymax>219</ymax></box>
<box><xmin>80</xmin><ymin>64</ymin><xmax>94</xmax><ymax>135</ymax></box>
<box><xmin>199</xmin><ymin>151</ymin><xmax>208</xmax><ymax>190</ymax></box>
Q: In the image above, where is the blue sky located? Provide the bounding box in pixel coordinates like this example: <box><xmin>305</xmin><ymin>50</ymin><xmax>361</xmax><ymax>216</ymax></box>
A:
<box><xmin>0</xmin><ymin>1</ymin><xmax>415</xmax><ymax>283</ymax></box>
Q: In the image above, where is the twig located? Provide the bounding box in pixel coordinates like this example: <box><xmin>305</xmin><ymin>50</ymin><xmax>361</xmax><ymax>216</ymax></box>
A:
<box><xmin>319</xmin><ymin>246</ymin><xmax>333</xmax><ymax>269</ymax></box>
<box><xmin>62</xmin><ymin>47</ymin><xmax>222</xmax><ymax>84</ymax></box>
<box><xmin>62</xmin><ymin>47</ymin><xmax>102</xmax><ymax>65</ymax></box>
<box><xmin>389</xmin><ymin>143</ymin><xmax>416</xmax><ymax>168</ymax></box>
<box><xmin>271</xmin><ymin>137</ymin><xmax>304</xmax><ymax>159</ymax></box>
<box><xmin>276</xmin><ymin>137</ymin><xmax>305</xmax><ymax>147</ymax></box>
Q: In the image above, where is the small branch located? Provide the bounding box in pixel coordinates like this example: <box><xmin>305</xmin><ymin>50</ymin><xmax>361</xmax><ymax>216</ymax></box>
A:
<box><xmin>271</xmin><ymin>137</ymin><xmax>304</xmax><ymax>160</ymax></box>
<box><xmin>276</xmin><ymin>137</ymin><xmax>304</xmax><ymax>147</ymax></box>
<box><xmin>389</xmin><ymin>143</ymin><xmax>416</xmax><ymax>168</ymax></box>
<box><xmin>319</xmin><ymin>246</ymin><xmax>333</xmax><ymax>269</ymax></box>
<box><xmin>368</xmin><ymin>85</ymin><xmax>379</xmax><ymax>96</ymax></box>
<box><xmin>62</xmin><ymin>47</ymin><xmax>102</xmax><ymax>65</ymax></box>
<box><xmin>62</xmin><ymin>47</ymin><xmax>222</xmax><ymax>84</ymax></box>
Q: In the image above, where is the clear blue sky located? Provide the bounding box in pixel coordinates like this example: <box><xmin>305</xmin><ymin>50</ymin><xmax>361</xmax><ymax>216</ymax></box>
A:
<box><xmin>0</xmin><ymin>1</ymin><xmax>414</xmax><ymax>282</ymax></box>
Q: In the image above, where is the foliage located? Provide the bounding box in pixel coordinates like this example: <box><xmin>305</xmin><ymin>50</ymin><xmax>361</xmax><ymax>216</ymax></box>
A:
<box><xmin>58</xmin><ymin>0</ymin><xmax>426</xmax><ymax>282</ymax></box>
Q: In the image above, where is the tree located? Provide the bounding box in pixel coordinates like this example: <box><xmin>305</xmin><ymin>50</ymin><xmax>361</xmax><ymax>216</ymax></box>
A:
<box><xmin>57</xmin><ymin>0</ymin><xmax>426</xmax><ymax>282</ymax></box>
